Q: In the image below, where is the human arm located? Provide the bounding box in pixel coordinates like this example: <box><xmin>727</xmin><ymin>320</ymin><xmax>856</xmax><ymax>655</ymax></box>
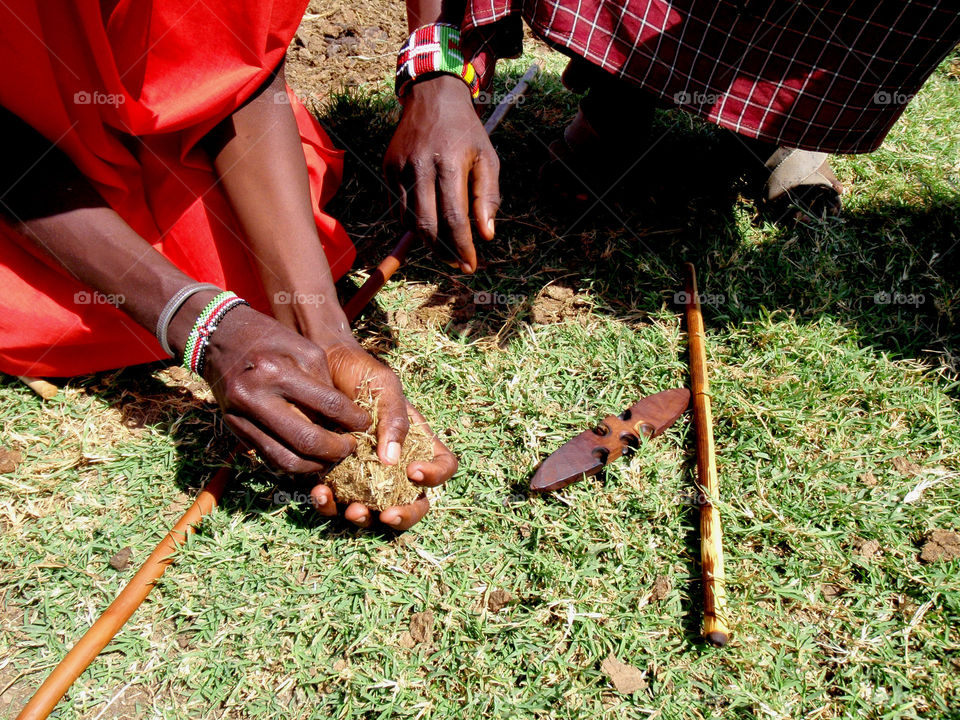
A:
<box><xmin>382</xmin><ymin>0</ymin><xmax>500</xmax><ymax>274</ymax></box>
<box><xmin>203</xmin><ymin>63</ymin><xmax>457</xmax><ymax>528</ymax></box>
<box><xmin>0</xmin><ymin>106</ymin><xmax>372</xmax><ymax>472</ymax></box>
<box><xmin>1</xmin><ymin>99</ymin><xmax>453</xmax><ymax>530</ymax></box>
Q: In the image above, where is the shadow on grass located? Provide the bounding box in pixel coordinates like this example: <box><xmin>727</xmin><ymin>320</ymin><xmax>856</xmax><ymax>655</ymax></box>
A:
<box><xmin>321</xmin><ymin>67</ymin><xmax>959</xmax><ymax>376</ymax></box>
<box><xmin>51</xmin><ymin>365</ymin><xmax>387</xmax><ymax>538</ymax></box>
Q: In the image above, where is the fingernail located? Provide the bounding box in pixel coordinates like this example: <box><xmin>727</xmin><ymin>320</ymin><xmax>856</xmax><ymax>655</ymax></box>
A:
<box><xmin>356</xmin><ymin>513</ymin><xmax>368</xmax><ymax>523</ymax></box>
<box><xmin>386</xmin><ymin>441</ymin><xmax>401</xmax><ymax>465</ymax></box>
<box><xmin>410</xmin><ymin>470</ymin><xmax>424</xmax><ymax>482</ymax></box>
<box><xmin>487</xmin><ymin>218</ymin><xmax>495</xmax><ymax>236</ymax></box>
<box><xmin>387</xmin><ymin>516</ymin><xmax>402</xmax><ymax>526</ymax></box>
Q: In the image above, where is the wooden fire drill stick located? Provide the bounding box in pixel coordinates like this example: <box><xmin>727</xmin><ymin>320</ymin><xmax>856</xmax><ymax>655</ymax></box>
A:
<box><xmin>17</xmin><ymin>465</ymin><xmax>231</xmax><ymax>720</ymax></box>
<box><xmin>682</xmin><ymin>262</ymin><xmax>730</xmax><ymax>647</ymax></box>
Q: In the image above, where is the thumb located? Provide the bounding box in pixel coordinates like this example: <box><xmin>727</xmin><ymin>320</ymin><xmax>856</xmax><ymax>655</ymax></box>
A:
<box><xmin>472</xmin><ymin>149</ymin><xmax>501</xmax><ymax>242</ymax></box>
<box><xmin>375</xmin><ymin>385</ymin><xmax>410</xmax><ymax>465</ymax></box>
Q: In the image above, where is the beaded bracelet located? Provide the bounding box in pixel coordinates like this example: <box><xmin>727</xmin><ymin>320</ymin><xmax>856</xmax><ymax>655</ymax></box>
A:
<box><xmin>182</xmin><ymin>291</ymin><xmax>249</xmax><ymax>376</ymax></box>
<box><xmin>395</xmin><ymin>23</ymin><xmax>480</xmax><ymax>99</ymax></box>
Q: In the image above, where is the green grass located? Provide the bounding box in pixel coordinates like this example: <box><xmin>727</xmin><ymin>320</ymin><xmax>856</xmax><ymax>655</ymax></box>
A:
<box><xmin>2</xmin><ymin>48</ymin><xmax>959</xmax><ymax>719</ymax></box>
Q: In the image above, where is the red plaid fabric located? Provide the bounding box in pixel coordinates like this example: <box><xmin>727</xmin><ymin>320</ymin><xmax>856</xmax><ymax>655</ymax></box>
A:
<box><xmin>461</xmin><ymin>0</ymin><xmax>960</xmax><ymax>153</ymax></box>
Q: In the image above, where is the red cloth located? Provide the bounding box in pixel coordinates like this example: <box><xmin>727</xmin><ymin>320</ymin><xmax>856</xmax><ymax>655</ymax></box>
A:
<box><xmin>0</xmin><ymin>0</ymin><xmax>356</xmax><ymax>377</ymax></box>
<box><xmin>462</xmin><ymin>0</ymin><xmax>960</xmax><ymax>153</ymax></box>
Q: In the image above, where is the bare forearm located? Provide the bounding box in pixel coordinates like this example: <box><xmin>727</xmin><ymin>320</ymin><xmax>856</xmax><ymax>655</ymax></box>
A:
<box><xmin>0</xmin><ymin>107</ymin><xmax>212</xmax><ymax>355</ymax></box>
<box><xmin>15</xmin><ymin>208</ymin><xmax>215</xmax><ymax>354</ymax></box>
<box><xmin>405</xmin><ymin>0</ymin><xmax>464</xmax><ymax>29</ymax></box>
<box><xmin>206</xmin><ymin>63</ymin><xmax>351</xmax><ymax>344</ymax></box>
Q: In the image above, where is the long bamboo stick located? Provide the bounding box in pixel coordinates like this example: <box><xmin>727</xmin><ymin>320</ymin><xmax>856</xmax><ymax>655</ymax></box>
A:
<box><xmin>682</xmin><ymin>262</ymin><xmax>730</xmax><ymax>647</ymax></box>
<box><xmin>342</xmin><ymin>230</ymin><xmax>414</xmax><ymax>322</ymax></box>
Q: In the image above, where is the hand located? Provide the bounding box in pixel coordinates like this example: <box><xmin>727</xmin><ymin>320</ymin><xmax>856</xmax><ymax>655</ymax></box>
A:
<box><xmin>384</xmin><ymin>74</ymin><xmax>500</xmax><ymax>274</ymax></box>
<box><xmin>202</xmin><ymin>304</ymin><xmax>373</xmax><ymax>473</ymax></box>
<box><xmin>306</xmin><ymin>340</ymin><xmax>458</xmax><ymax>530</ymax></box>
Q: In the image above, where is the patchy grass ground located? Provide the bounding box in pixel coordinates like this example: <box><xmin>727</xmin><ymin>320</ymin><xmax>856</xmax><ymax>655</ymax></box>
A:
<box><xmin>2</xmin><ymin>44</ymin><xmax>959</xmax><ymax>720</ymax></box>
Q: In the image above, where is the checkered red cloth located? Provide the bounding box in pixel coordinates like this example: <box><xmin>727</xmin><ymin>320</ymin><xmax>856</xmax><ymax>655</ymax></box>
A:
<box><xmin>461</xmin><ymin>0</ymin><xmax>960</xmax><ymax>153</ymax></box>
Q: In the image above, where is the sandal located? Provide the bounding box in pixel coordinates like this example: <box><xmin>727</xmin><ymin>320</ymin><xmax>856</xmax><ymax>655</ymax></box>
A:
<box><xmin>760</xmin><ymin>147</ymin><xmax>843</xmax><ymax>223</ymax></box>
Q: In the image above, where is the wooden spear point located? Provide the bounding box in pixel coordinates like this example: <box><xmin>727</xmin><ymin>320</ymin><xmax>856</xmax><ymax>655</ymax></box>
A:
<box><xmin>682</xmin><ymin>262</ymin><xmax>730</xmax><ymax>647</ymax></box>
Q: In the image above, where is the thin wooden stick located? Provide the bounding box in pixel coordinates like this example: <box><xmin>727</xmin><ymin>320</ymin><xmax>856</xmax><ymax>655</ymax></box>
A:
<box><xmin>342</xmin><ymin>230</ymin><xmax>414</xmax><ymax>323</ymax></box>
<box><xmin>482</xmin><ymin>62</ymin><xmax>541</xmax><ymax>135</ymax></box>
<box><xmin>17</xmin><ymin>376</ymin><xmax>58</xmax><ymax>400</ymax></box>
<box><xmin>17</xmin><ymin>465</ymin><xmax>231</xmax><ymax>720</ymax></box>
<box><xmin>682</xmin><ymin>262</ymin><xmax>730</xmax><ymax>647</ymax></box>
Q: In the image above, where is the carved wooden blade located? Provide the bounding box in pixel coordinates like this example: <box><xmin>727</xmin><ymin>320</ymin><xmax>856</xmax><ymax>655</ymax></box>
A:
<box><xmin>530</xmin><ymin>388</ymin><xmax>690</xmax><ymax>491</ymax></box>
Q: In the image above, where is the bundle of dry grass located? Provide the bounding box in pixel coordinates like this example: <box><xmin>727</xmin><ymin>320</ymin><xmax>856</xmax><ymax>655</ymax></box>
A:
<box><xmin>325</xmin><ymin>387</ymin><xmax>433</xmax><ymax>510</ymax></box>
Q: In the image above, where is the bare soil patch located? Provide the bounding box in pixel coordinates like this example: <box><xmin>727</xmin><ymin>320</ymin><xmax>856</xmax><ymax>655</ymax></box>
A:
<box><xmin>920</xmin><ymin>529</ymin><xmax>960</xmax><ymax>563</ymax></box>
<box><xmin>285</xmin><ymin>0</ymin><xmax>408</xmax><ymax>100</ymax></box>
<box><xmin>530</xmin><ymin>285</ymin><xmax>592</xmax><ymax>324</ymax></box>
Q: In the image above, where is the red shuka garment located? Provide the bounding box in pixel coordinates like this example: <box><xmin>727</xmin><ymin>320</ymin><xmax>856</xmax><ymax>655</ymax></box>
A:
<box><xmin>0</xmin><ymin>0</ymin><xmax>356</xmax><ymax>377</ymax></box>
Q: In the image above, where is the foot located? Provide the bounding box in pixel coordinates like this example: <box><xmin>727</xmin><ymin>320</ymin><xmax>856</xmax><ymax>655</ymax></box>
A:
<box><xmin>538</xmin><ymin>61</ymin><xmax>657</xmax><ymax>210</ymax></box>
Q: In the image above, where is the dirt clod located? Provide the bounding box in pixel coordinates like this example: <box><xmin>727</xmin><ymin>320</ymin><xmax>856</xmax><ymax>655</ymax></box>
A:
<box><xmin>486</xmin><ymin>589</ymin><xmax>514</xmax><ymax>612</ymax></box>
<box><xmin>109</xmin><ymin>546</ymin><xmax>133</xmax><ymax>570</ymax></box>
<box><xmin>530</xmin><ymin>285</ymin><xmax>591</xmax><ymax>324</ymax></box>
<box><xmin>651</xmin><ymin>575</ymin><xmax>672</xmax><ymax>602</ymax></box>
<box><xmin>324</xmin><ymin>389</ymin><xmax>433</xmax><ymax>511</ymax></box>
<box><xmin>389</xmin><ymin>286</ymin><xmax>477</xmax><ymax>333</ymax></box>
<box><xmin>919</xmin><ymin>529</ymin><xmax>960</xmax><ymax>563</ymax></box>
<box><xmin>850</xmin><ymin>535</ymin><xmax>881</xmax><ymax>559</ymax></box>
<box><xmin>399</xmin><ymin>610</ymin><xmax>435</xmax><ymax>649</ymax></box>
<box><xmin>600</xmin><ymin>653</ymin><xmax>648</xmax><ymax>694</ymax></box>
<box><xmin>893</xmin><ymin>456</ymin><xmax>923</xmax><ymax>476</ymax></box>
<box><xmin>822</xmin><ymin>583</ymin><xmax>844</xmax><ymax>601</ymax></box>
<box><xmin>0</xmin><ymin>447</ymin><xmax>22</xmax><ymax>474</ymax></box>
<box><xmin>859</xmin><ymin>471</ymin><xmax>878</xmax><ymax>487</ymax></box>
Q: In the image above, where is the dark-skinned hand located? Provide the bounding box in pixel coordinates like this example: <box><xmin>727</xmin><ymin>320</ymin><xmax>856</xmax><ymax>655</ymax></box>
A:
<box><xmin>383</xmin><ymin>74</ymin><xmax>500</xmax><ymax>274</ymax></box>
<box><xmin>307</xmin><ymin>340</ymin><xmax>456</xmax><ymax>530</ymax></box>
<box><xmin>203</xmin><ymin>305</ymin><xmax>456</xmax><ymax>530</ymax></box>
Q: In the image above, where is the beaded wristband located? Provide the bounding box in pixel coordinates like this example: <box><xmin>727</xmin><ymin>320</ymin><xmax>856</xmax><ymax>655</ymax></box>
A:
<box><xmin>395</xmin><ymin>23</ymin><xmax>480</xmax><ymax>99</ymax></box>
<box><xmin>182</xmin><ymin>291</ymin><xmax>249</xmax><ymax>376</ymax></box>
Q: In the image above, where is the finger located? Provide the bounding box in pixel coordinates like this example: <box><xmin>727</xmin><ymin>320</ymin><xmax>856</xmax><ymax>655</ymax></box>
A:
<box><xmin>282</xmin><ymin>375</ymin><xmax>371</xmax><ymax>432</ymax></box>
<box><xmin>309</xmin><ymin>483</ymin><xmax>338</xmax><ymax>516</ymax></box>
<box><xmin>375</xmin><ymin>383</ymin><xmax>410</xmax><ymax>466</ymax></box>
<box><xmin>405</xmin><ymin>407</ymin><xmax>457</xmax><ymax>486</ymax></box>
<box><xmin>409</xmin><ymin>161</ymin><xmax>439</xmax><ymax>247</ymax></box>
<box><xmin>223</xmin><ymin>414</ymin><xmax>330</xmax><ymax>474</ymax></box>
<box><xmin>471</xmin><ymin>147</ymin><xmax>500</xmax><ymax>243</ymax></box>
<box><xmin>344</xmin><ymin>502</ymin><xmax>373</xmax><ymax>528</ymax></box>
<box><xmin>438</xmin><ymin>162</ymin><xmax>477</xmax><ymax>273</ymax></box>
<box><xmin>379</xmin><ymin>496</ymin><xmax>431</xmax><ymax>531</ymax></box>
<box><xmin>383</xmin><ymin>156</ymin><xmax>408</xmax><ymax>223</ymax></box>
<box><xmin>262</xmin><ymin>397</ymin><xmax>358</xmax><ymax>463</ymax></box>
<box><xmin>407</xmin><ymin>448</ymin><xmax>457</xmax><ymax>487</ymax></box>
